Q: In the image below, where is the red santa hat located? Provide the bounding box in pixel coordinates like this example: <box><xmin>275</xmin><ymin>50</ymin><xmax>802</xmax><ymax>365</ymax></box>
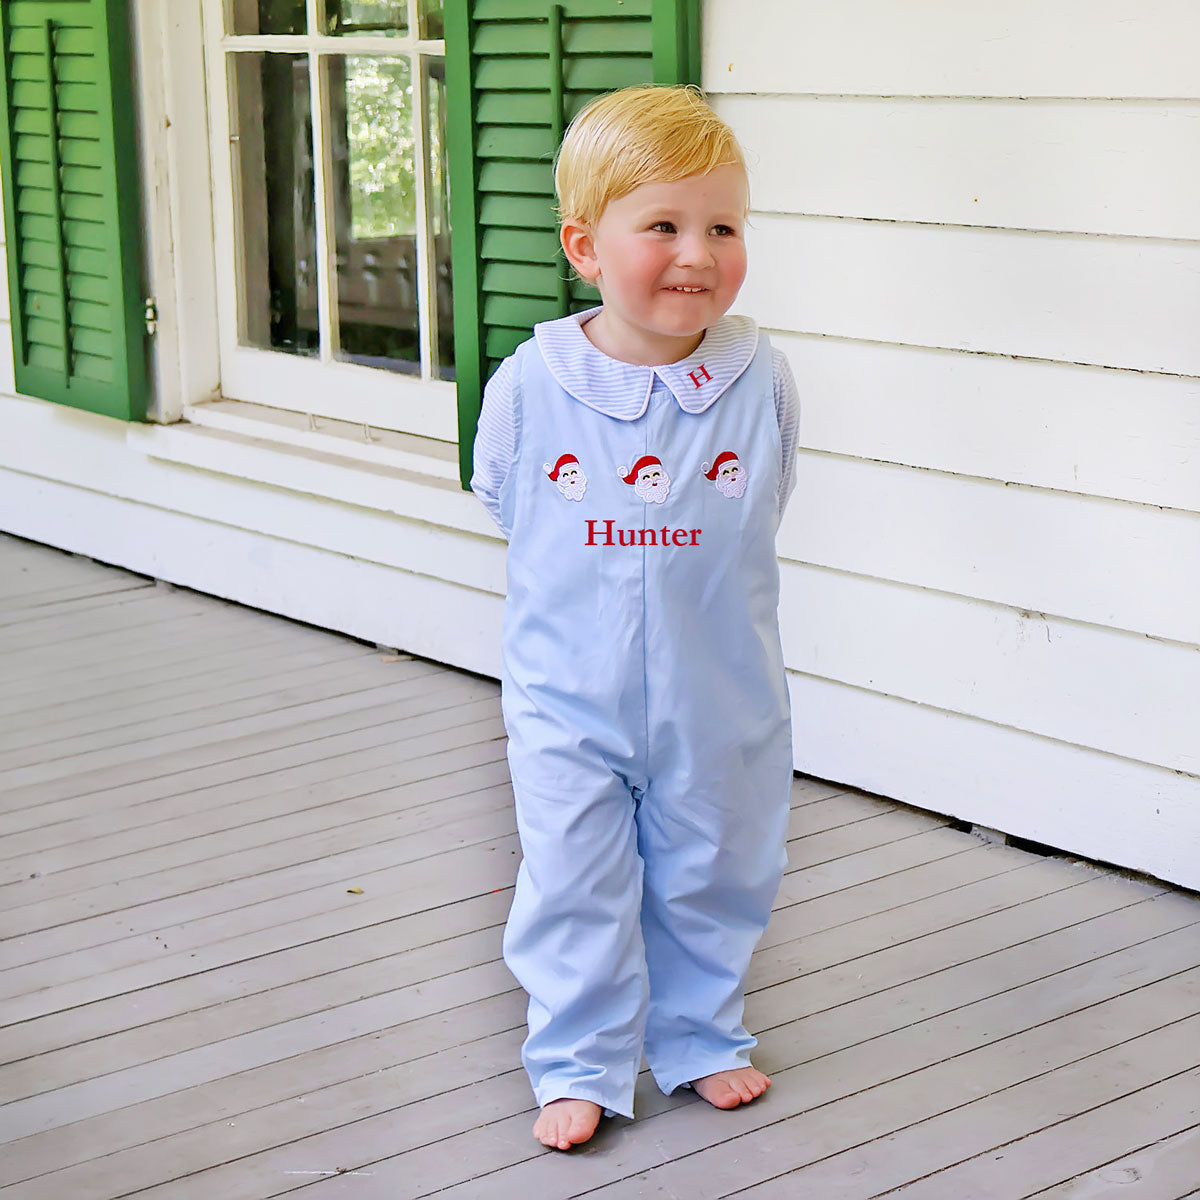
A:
<box><xmin>620</xmin><ymin>455</ymin><xmax>662</xmax><ymax>484</ymax></box>
<box><xmin>545</xmin><ymin>453</ymin><xmax>579</xmax><ymax>481</ymax></box>
<box><xmin>703</xmin><ymin>450</ymin><xmax>739</xmax><ymax>480</ymax></box>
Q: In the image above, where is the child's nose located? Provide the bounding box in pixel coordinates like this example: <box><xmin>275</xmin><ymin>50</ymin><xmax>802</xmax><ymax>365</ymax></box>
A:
<box><xmin>675</xmin><ymin>234</ymin><xmax>715</xmax><ymax>268</ymax></box>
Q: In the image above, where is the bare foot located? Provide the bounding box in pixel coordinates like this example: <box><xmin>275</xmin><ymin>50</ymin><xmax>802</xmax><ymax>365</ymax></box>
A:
<box><xmin>533</xmin><ymin>1098</ymin><xmax>603</xmax><ymax>1150</ymax></box>
<box><xmin>691</xmin><ymin>1065</ymin><xmax>772</xmax><ymax>1109</ymax></box>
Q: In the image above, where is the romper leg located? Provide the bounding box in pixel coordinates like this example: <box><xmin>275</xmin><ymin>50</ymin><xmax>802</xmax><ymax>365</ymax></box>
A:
<box><xmin>503</xmin><ymin>756</ymin><xmax>648</xmax><ymax>1119</ymax></box>
<box><xmin>636</xmin><ymin>751</ymin><xmax>792</xmax><ymax>1097</ymax></box>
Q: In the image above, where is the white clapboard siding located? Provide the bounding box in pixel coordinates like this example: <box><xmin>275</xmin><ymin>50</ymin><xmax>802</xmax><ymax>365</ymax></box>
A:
<box><xmin>778</xmin><ymin>454</ymin><xmax>1200</xmax><ymax>647</ymax></box>
<box><xmin>773</xmin><ymin>334</ymin><xmax>1200</xmax><ymax>515</ymax></box>
<box><xmin>779</xmin><ymin>566</ymin><xmax>1198</xmax><ymax>777</ymax></box>
<box><xmin>0</xmin><ymin>471</ymin><xmax>505</xmax><ymax>680</ymax></box>
<box><xmin>741</xmin><ymin>215</ymin><xmax>1200</xmax><ymax>377</ymax></box>
<box><xmin>704</xmin><ymin>1</ymin><xmax>1200</xmax><ymax>99</ymax></box>
<box><xmin>787</xmin><ymin>673</ymin><xmax>1200</xmax><ymax>892</ymax></box>
<box><xmin>715</xmin><ymin>96</ymin><xmax>1200</xmax><ymax>241</ymax></box>
<box><xmin>3</xmin><ymin>397</ymin><xmax>507</xmax><ymax>598</ymax></box>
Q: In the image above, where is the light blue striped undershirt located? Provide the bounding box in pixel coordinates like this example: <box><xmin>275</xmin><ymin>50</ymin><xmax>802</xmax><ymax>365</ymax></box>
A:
<box><xmin>472</xmin><ymin>309</ymin><xmax>800</xmax><ymax>534</ymax></box>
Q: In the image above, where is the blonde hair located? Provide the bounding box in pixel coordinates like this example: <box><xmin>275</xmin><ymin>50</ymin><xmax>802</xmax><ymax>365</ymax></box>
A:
<box><xmin>554</xmin><ymin>85</ymin><xmax>746</xmax><ymax>228</ymax></box>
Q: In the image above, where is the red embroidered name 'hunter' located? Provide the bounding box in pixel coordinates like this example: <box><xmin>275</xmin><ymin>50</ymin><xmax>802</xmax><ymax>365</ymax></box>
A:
<box><xmin>586</xmin><ymin>519</ymin><xmax>701</xmax><ymax>547</ymax></box>
<box><xmin>687</xmin><ymin>364</ymin><xmax>712</xmax><ymax>388</ymax></box>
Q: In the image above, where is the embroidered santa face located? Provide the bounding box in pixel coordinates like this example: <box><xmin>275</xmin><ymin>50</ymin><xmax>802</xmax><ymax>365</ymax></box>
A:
<box><xmin>702</xmin><ymin>451</ymin><xmax>747</xmax><ymax>499</ymax></box>
<box><xmin>544</xmin><ymin>453</ymin><xmax>587</xmax><ymax>501</ymax></box>
<box><xmin>619</xmin><ymin>455</ymin><xmax>671</xmax><ymax>504</ymax></box>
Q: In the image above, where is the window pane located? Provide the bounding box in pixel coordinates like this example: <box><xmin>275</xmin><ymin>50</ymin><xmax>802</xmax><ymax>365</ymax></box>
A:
<box><xmin>233</xmin><ymin>53</ymin><xmax>319</xmax><ymax>357</ymax></box>
<box><xmin>326</xmin><ymin>0</ymin><xmax>408</xmax><ymax>37</ymax></box>
<box><xmin>419</xmin><ymin>1</ymin><xmax>444</xmax><ymax>38</ymax></box>
<box><xmin>427</xmin><ymin>58</ymin><xmax>454</xmax><ymax>379</ymax></box>
<box><xmin>329</xmin><ymin>55</ymin><xmax>419</xmax><ymax>373</ymax></box>
<box><xmin>230</xmin><ymin>0</ymin><xmax>306</xmax><ymax>35</ymax></box>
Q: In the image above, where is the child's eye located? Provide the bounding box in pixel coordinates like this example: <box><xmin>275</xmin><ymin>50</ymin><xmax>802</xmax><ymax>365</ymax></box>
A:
<box><xmin>713</xmin><ymin>224</ymin><xmax>738</xmax><ymax>237</ymax></box>
<box><xmin>650</xmin><ymin>221</ymin><xmax>676</xmax><ymax>234</ymax></box>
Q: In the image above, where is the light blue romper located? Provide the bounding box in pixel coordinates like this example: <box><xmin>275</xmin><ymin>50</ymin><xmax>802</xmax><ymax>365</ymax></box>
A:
<box><xmin>490</xmin><ymin>311</ymin><xmax>793</xmax><ymax>1119</ymax></box>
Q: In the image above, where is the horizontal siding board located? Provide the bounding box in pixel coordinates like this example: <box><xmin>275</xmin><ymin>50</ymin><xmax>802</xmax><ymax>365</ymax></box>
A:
<box><xmin>742</xmin><ymin>216</ymin><xmax>1200</xmax><ymax>376</ymax></box>
<box><xmin>720</xmin><ymin>95</ymin><xmax>1200</xmax><ymax>241</ymax></box>
<box><xmin>778</xmin><ymin>453</ymin><xmax>1200</xmax><ymax>644</ymax></box>
<box><xmin>774</xmin><ymin>333</ymin><xmax>1200</xmax><ymax>515</ymax></box>
<box><xmin>779</xmin><ymin>565</ymin><xmax>1200</xmax><ymax>775</ymax></box>
<box><xmin>787</xmin><ymin>673</ymin><xmax>1200</xmax><ymax>892</ymax></box>
<box><xmin>0</xmin><ymin>472</ymin><xmax>504</xmax><ymax>711</ymax></box>
<box><xmin>703</xmin><ymin>0</ymin><xmax>1200</xmax><ymax>98</ymax></box>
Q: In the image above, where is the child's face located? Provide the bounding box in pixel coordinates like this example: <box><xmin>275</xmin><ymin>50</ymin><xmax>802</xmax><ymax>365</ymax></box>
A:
<box><xmin>562</xmin><ymin>163</ymin><xmax>749</xmax><ymax>362</ymax></box>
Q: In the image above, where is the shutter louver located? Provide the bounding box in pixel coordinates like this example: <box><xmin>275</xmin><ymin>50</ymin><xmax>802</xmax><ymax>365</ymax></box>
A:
<box><xmin>0</xmin><ymin>0</ymin><xmax>149</xmax><ymax>420</ymax></box>
<box><xmin>446</xmin><ymin>0</ymin><xmax>699</xmax><ymax>486</ymax></box>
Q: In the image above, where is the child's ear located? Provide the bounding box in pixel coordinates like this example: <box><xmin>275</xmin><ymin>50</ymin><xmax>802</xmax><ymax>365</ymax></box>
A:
<box><xmin>561</xmin><ymin>219</ymin><xmax>600</xmax><ymax>283</ymax></box>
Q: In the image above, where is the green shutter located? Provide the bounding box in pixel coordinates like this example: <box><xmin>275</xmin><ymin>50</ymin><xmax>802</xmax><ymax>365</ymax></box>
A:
<box><xmin>446</xmin><ymin>0</ymin><xmax>700</xmax><ymax>487</ymax></box>
<box><xmin>0</xmin><ymin>0</ymin><xmax>148</xmax><ymax>420</ymax></box>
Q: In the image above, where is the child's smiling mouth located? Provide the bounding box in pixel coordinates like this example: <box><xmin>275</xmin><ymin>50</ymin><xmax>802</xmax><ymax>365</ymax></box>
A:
<box><xmin>665</xmin><ymin>285</ymin><xmax>708</xmax><ymax>293</ymax></box>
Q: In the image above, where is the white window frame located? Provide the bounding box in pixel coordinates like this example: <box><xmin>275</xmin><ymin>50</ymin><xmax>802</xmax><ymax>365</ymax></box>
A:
<box><xmin>200</xmin><ymin>0</ymin><xmax>457</xmax><ymax>442</ymax></box>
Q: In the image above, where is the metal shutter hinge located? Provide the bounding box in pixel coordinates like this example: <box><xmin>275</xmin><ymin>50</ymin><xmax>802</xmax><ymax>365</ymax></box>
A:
<box><xmin>144</xmin><ymin>298</ymin><xmax>158</xmax><ymax>336</ymax></box>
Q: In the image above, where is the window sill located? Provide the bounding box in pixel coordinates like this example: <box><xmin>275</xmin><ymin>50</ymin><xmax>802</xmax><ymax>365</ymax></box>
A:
<box><xmin>126</xmin><ymin>403</ymin><xmax>496</xmax><ymax>539</ymax></box>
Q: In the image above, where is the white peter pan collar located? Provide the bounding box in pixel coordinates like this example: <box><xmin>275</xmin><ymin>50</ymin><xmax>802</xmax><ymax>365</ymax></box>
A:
<box><xmin>533</xmin><ymin>307</ymin><xmax>760</xmax><ymax>421</ymax></box>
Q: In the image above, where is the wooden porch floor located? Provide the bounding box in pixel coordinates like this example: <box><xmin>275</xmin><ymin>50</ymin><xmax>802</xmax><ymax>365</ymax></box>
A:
<box><xmin>1</xmin><ymin>531</ymin><xmax>1198</xmax><ymax>1199</ymax></box>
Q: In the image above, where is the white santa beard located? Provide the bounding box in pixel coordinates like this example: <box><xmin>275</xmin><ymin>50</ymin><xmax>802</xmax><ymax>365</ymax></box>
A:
<box><xmin>716</xmin><ymin>472</ymin><xmax>747</xmax><ymax>498</ymax></box>
<box><xmin>634</xmin><ymin>476</ymin><xmax>670</xmax><ymax>504</ymax></box>
<box><xmin>557</xmin><ymin>476</ymin><xmax>587</xmax><ymax>501</ymax></box>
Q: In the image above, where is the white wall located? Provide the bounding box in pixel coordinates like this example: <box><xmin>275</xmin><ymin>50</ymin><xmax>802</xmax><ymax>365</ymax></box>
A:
<box><xmin>706</xmin><ymin>0</ymin><xmax>1200</xmax><ymax>889</ymax></box>
<box><xmin>0</xmin><ymin>1</ymin><xmax>1197</xmax><ymax>892</ymax></box>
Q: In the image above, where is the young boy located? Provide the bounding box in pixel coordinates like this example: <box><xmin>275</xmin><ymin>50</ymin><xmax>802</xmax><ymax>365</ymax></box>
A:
<box><xmin>471</xmin><ymin>85</ymin><xmax>800</xmax><ymax>1151</ymax></box>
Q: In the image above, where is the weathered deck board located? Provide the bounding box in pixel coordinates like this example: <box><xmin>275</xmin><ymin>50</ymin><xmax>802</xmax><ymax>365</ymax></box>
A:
<box><xmin>2</xmin><ymin>532</ymin><xmax>1198</xmax><ymax>1200</ymax></box>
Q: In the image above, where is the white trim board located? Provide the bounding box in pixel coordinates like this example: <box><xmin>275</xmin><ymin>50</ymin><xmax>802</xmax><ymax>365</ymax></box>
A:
<box><xmin>779</xmin><ymin>564</ymin><xmax>1200</xmax><ymax>777</ymax></box>
<box><xmin>716</xmin><ymin>95</ymin><xmax>1200</xmax><ymax>241</ymax></box>
<box><xmin>773</xmin><ymin>333</ymin><xmax>1200</xmax><ymax>515</ymax></box>
<box><xmin>741</xmin><ymin>215</ymin><xmax>1200</xmax><ymax>377</ymax></box>
<box><xmin>703</xmin><ymin>1</ymin><xmax>1200</xmax><ymax>99</ymax></box>
<box><xmin>789</xmin><ymin>672</ymin><xmax>1200</xmax><ymax>894</ymax></box>
<box><xmin>778</xmin><ymin>451</ymin><xmax>1200</xmax><ymax>646</ymax></box>
<box><xmin>0</xmin><ymin>469</ymin><xmax>503</xmax><ymax>679</ymax></box>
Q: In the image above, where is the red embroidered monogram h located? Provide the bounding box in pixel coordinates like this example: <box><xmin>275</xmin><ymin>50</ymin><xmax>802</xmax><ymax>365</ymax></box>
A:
<box><xmin>688</xmin><ymin>364</ymin><xmax>713</xmax><ymax>389</ymax></box>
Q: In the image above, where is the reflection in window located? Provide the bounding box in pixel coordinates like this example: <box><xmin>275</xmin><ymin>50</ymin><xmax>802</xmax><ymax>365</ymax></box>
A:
<box><xmin>419</xmin><ymin>1</ymin><xmax>445</xmax><ymax>38</ymax></box>
<box><xmin>233</xmin><ymin>53</ymin><xmax>318</xmax><ymax>357</ymax></box>
<box><xmin>230</xmin><ymin>0</ymin><xmax>306</xmax><ymax>35</ymax></box>
<box><xmin>330</xmin><ymin>56</ymin><xmax>419</xmax><ymax>372</ymax></box>
<box><xmin>427</xmin><ymin>59</ymin><xmax>454</xmax><ymax>377</ymax></box>
<box><xmin>325</xmin><ymin>0</ymin><xmax>408</xmax><ymax>36</ymax></box>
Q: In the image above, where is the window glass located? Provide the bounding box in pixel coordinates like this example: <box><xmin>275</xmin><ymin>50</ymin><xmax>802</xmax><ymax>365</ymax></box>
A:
<box><xmin>330</xmin><ymin>55</ymin><xmax>419</xmax><ymax>372</ymax></box>
<box><xmin>230</xmin><ymin>0</ymin><xmax>306</xmax><ymax>35</ymax></box>
<box><xmin>427</xmin><ymin>58</ymin><xmax>454</xmax><ymax>378</ymax></box>
<box><xmin>419</xmin><ymin>1</ymin><xmax>445</xmax><ymax>38</ymax></box>
<box><xmin>326</xmin><ymin>0</ymin><xmax>408</xmax><ymax>37</ymax></box>
<box><xmin>233</xmin><ymin>53</ymin><xmax>319</xmax><ymax>357</ymax></box>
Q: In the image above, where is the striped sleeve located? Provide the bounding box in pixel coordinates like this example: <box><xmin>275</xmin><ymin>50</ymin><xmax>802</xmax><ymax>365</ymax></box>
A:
<box><xmin>470</xmin><ymin>355</ymin><xmax>517</xmax><ymax>537</ymax></box>
<box><xmin>773</xmin><ymin>348</ymin><xmax>801</xmax><ymax>517</ymax></box>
